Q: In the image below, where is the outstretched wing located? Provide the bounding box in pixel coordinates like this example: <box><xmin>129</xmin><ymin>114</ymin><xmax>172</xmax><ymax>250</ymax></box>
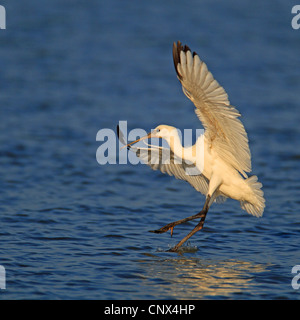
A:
<box><xmin>133</xmin><ymin>143</ymin><xmax>210</xmax><ymax>196</ymax></box>
<box><xmin>132</xmin><ymin>143</ymin><xmax>226</xmax><ymax>203</ymax></box>
<box><xmin>173</xmin><ymin>41</ymin><xmax>251</xmax><ymax>177</ymax></box>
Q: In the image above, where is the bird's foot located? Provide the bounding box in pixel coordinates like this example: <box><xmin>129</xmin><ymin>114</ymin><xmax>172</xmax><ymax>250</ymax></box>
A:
<box><xmin>167</xmin><ymin>245</ymin><xmax>179</xmax><ymax>252</ymax></box>
<box><xmin>149</xmin><ymin>223</ymin><xmax>175</xmax><ymax>236</ymax></box>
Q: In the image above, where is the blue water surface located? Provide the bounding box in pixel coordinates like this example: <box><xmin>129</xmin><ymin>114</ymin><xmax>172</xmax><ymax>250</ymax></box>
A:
<box><xmin>0</xmin><ymin>0</ymin><xmax>300</xmax><ymax>299</ymax></box>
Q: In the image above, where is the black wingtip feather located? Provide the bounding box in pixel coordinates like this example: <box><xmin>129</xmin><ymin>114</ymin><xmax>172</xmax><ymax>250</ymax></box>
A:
<box><xmin>183</xmin><ymin>44</ymin><xmax>191</xmax><ymax>52</ymax></box>
<box><xmin>116</xmin><ymin>125</ymin><xmax>120</xmax><ymax>139</ymax></box>
<box><xmin>117</xmin><ymin>124</ymin><xmax>131</xmax><ymax>149</ymax></box>
<box><xmin>173</xmin><ymin>41</ymin><xmax>196</xmax><ymax>80</ymax></box>
<box><xmin>172</xmin><ymin>41</ymin><xmax>182</xmax><ymax>79</ymax></box>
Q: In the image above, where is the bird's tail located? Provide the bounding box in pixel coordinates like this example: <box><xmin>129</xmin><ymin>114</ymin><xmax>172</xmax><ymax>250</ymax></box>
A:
<box><xmin>240</xmin><ymin>175</ymin><xmax>265</xmax><ymax>217</ymax></box>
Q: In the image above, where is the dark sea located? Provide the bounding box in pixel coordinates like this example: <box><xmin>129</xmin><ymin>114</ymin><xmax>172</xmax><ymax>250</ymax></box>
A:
<box><xmin>0</xmin><ymin>0</ymin><xmax>300</xmax><ymax>300</ymax></box>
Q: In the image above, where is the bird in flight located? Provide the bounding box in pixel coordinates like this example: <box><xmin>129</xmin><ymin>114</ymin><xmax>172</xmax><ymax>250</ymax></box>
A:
<box><xmin>117</xmin><ymin>41</ymin><xmax>265</xmax><ymax>252</ymax></box>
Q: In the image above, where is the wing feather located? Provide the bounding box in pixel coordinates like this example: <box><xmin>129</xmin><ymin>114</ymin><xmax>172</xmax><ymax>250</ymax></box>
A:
<box><xmin>132</xmin><ymin>144</ymin><xmax>209</xmax><ymax>196</ymax></box>
<box><xmin>173</xmin><ymin>41</ymin><xmax>251</xmax><ymax>177</ymax></box>
<box><xmin>132</xmin><ymin>144</ymin><xmax>226</xmax><ymax>203</ymax></box>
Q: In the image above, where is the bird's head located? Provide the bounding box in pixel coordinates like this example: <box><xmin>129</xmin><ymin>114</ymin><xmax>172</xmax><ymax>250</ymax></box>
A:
<box><xmin>152</xmin><ymin>125</ymin><xmax>177</xmax><ymax>141</ymax></box>
<box><xmin>124</xmin><ymin>124</ymin><xmax>178</xmax><ymax>148</ymax></box>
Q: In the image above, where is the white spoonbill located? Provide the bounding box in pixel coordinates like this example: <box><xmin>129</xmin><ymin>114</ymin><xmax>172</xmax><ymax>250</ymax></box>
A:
<box><xmin>117</xmin><ymin>41</ymin><xmax>265</xmax><ymax>252</ymax></box>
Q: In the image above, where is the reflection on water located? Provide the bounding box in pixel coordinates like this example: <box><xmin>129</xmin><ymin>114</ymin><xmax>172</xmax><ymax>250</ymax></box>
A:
<box><xmin>138</xmin><ymin>253</ymin><xmax>269</xmax><ymax>299</ymax></box>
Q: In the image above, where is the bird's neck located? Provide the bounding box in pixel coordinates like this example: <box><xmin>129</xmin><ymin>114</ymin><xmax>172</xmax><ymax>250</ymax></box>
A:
<box><xmin>168</xmin><ymin>133</ymin><xmax>204</xmax><ymax>166</ymax></box>
<box><xmin>166</xmin><ymin>131</ymin><xmax>183</xmax><ymax>158</ymax></box>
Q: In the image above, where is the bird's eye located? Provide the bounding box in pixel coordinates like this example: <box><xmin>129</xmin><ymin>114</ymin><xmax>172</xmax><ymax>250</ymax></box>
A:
<box><xmin>156</xmin><ymin>128</ymin><xmax>160</xmax><ymax>133</ymax></box>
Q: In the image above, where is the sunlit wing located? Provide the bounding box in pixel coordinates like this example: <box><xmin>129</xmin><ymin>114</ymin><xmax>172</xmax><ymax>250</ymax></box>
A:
<box><xmin>173</xmin><ymin>41</ymin><xmax>251</xmax><ymax>177</ymax></box>
<box><xmin>133</xmin><ymin>143</ymin><xmax>227</xmax><ymax>203</ymax></box>
<box><xmin>133</xmin><ymin>143</ymin><xmax>210</xmax><ymax>196</ymax></box>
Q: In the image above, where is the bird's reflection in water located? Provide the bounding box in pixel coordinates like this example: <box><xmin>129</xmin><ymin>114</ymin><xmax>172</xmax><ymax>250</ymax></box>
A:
<box><xmin>138</xmin><ymin>253</ymin><xmax>269</xmax><ymax>299</ymax></box>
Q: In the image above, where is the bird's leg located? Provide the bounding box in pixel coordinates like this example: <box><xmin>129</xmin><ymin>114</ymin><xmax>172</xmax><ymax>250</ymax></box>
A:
<box><xmin>149</xmin><ymin>211</ymin><xmax>206</xmax><ymax>235</ymax></box>
<box><xmin>167</xmin><ymin>210</ymin><xmax>208</xmax><ymax>252</ymax></box>
<box><xmin>149</xmin><ymin>195</ymin><xmax>211</xmax><ymax>235</ymax></box>
<box><xmin>168</xmin><ymin>195</ymin><xmax>211</xmax><ymax>252</ymax></box>
<box><xmin>167</xmin><ymin>177</ymin><xmax>221</xmax><ymax>250</ymax></box>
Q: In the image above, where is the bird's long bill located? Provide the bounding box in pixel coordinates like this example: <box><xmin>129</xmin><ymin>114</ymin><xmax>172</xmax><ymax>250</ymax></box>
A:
<box><xmin>122</xmin><ymin>131</ymin><xmax>152</xmax><ymax>149</ymax></box>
